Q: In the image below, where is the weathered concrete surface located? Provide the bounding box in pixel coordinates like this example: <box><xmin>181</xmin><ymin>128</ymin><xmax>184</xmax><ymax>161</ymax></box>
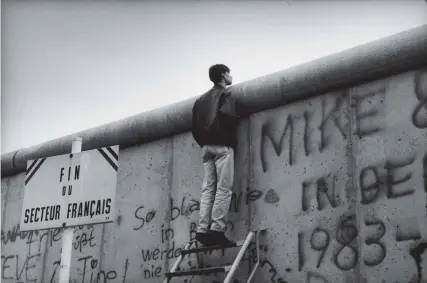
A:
<box><xmin>2</xmin><ymin>28</ymin><xmax>427</xmax><ymax>283</ymax></box>
<box><xmin>1</xmin><ymin>68</ymin><xmax>426</xmax><ymax>283</ymax></box>
<box><xmin>247</xmin><ymin>69</ymin><xmax>427</xmax><ymax>283</ymax></box>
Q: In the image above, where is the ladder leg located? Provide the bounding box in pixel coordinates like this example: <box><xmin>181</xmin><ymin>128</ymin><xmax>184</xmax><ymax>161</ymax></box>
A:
<box><xmin>246</xmin><ymin>231</ymin><xmax>260</xmax><ymax>283</ymax></box>
<box><xmin>223</xmin><ymin>231</ymin><xmax>255</xmax><ymax>283</ymax></box>
<box><xmin>195</xmin><ymin>241</ymin><xmax>201</xmax><ymax>267</ymax></box>
<box><xmin>163</xmin><ymin>241</ymin><xmax>194</xmax><ymax>283</ymax></box>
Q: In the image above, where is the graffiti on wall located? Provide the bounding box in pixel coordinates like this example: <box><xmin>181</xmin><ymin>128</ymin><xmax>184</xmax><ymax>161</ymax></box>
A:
<box><xmin>1</xmin><ymin>225</ymin><xmax>99</xmax><ymax>283</ymax></box>
<box><xmin>1</xmin><ymin>70</ymin><xmax>427</xmax><ymax>283</ymax></box>
<box><xmin>255</xmin><ymin>70</ymin><xmax>427</xmax><ymax>283</ymax></box>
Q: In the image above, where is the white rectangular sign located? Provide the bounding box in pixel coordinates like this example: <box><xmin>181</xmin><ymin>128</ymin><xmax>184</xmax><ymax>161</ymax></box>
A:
<box><xmin>20</xmin><ymin>145</ymin><xmax>119</xmax><ymax>232</ymax></box>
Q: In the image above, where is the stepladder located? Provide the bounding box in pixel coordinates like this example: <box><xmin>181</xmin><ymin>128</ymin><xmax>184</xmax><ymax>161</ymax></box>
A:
<box><xmin>163</xmin><ymin>229</ymin><xmax>266</xmax><ymax>283</ymax></box>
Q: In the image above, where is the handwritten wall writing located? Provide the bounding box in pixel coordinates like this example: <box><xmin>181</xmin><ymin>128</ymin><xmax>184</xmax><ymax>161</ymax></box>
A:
<box><xmin>359</xmin><ymin>154</ymin><xmax>417</xmax><ymax>204</ymax></box>
<box><xmin>49</xmin><ymin>256</ymin><xmax>129</xmax><ymax>283</ymax></box>
<box><xmin>352</xmin><ymin>88</ymin><xmax>385</xmax><ymax>138</ymax></box>
<box><xmin>423</xmin><ymin>153</ymin><xmax>427</xmax><ymax>194</ymax></box>
<box><xmin>412</xmin><ymin>70</ymin><xmax>427</xmax><ymax>129</ymax></box>
<box><xmin>261</xmin><ymin>114</ymin><xmax>295</xmax><ymax>171</ymax></box>
<box><xmin>1</xmin><ymin>70</ymin><xmax>427</xmax><ymax>283</ymax></box>
<box><xmin>297</xmin><ymin>216</ymin><xmax>424</xmax><ymax>277</ymax></box>
<box><xmin>133</xmin><ymin>205</ymin><xmax>156</xmax><ymax>230</ymax></box>
<box><xmin>363</xmin><ymin>220</ymin><xmax>386</xmax><ymax>267</ymax></box>
<box><xmin>298</xmin><ymin>215</ymin><xmax>360</xmax><ymax>272</ymax></box>
<box><xmin>410</xmin><ymin>242</ymin><xmax>427</xmax><ymax>283</ymax></box>
<box><xmin>132</xmin><ymin>189</ymin><xmax>265</xmax><ymax>231</ymax></box>
<box><xmin>319</xmin><ymin>94</ymin><xmax>347</xmax><ymax>150</ymax></box>
<box><xmin>302</xmin><ymin>174</ymin><xmax>341</xmax><ymax>212</ymax></box>
<box><xmin>260</xmin><ymin>88</ymin><xmax>387</xmax><ymax>172</ymax></box>
<box><xmin>1</xmin><ymin>224</ymin><xmax>96</xmax><ymax>255</ymax></box>
<box><xmin>1</xmin><ymin>253</ymin><xmax>41</xmax><ymax>282</ymax></box>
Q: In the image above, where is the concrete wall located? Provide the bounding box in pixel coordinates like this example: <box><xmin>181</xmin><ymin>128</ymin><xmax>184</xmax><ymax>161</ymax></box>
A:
<box><xmin>2</xmin><ymin>27</ymin><xmax>427</xmax><ymax>283</ymax></box>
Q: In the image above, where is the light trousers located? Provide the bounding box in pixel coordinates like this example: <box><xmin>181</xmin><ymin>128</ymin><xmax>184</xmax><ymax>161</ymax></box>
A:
<box><xmin>197</xmin><ymin>145</ymin><xmax>234</xmax><ymax>233</ymax></box>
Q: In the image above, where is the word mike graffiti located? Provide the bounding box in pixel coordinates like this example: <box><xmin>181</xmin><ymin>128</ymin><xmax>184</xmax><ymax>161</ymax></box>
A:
<box><xmin>67</xmin><ymin>198</ymin><xmax>112</xmax><ymax>219</ymax></box>
<box><xmin>260</xmin><ymin>89</ymin><xmax>386</xmax><ymax>172</ymax></box>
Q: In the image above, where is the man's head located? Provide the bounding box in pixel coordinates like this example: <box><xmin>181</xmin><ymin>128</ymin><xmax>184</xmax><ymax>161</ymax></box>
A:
<box><xmin>209</xmin><ymin>64</ymin><xmax>232</xmax><ymax>86</ymax></box>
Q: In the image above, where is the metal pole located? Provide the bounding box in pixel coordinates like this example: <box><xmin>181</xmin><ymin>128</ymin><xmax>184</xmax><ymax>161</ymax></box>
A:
<box><xmin>247</xmin><ymin>231</ymin><xmax>260</xmax><ymax>283</ymax></box>
<box><xmin>223</xmin><ymin>231</ymin><xmax>255</xmax><ymax>283</ymax></box>
<box><xmin>59</xmin><ymin>137</ymin><xmax>82</xmax><ymax>283</ymax></box>
<box><xmin>162</xmin><ymin>241</ymin><xmax>194</xmax><ymax>283</ymax></box>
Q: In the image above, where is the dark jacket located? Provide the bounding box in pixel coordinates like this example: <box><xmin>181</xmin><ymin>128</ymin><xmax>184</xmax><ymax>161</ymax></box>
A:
<box><xmin>192</xmin><ymin>84</ymin><xmax>239</xmax><ymax>149</ymax></box>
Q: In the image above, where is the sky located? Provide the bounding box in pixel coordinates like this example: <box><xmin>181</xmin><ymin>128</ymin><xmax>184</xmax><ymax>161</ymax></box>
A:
<box><xmin>2</xmin><ymin>0</ymin><xmax>426</xmax><ymax>154</ymax></box>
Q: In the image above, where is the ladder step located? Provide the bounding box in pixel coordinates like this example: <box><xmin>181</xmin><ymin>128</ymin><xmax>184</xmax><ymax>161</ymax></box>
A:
<box><xmin>181</xmin><ymin>240</ymin><xmax>245</xmax><ymax>255</ymax></box>
<box><xmin>166</xmin><ymin>265</ymin><xmax>231</xmax><ymax>278</ymax></box>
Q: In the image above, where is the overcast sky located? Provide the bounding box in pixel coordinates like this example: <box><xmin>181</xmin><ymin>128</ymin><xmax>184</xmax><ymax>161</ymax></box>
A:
<box><xmin>2</xmin><ymin>1</ymin><xmax>426</xmax><ymax>154</ymax></box>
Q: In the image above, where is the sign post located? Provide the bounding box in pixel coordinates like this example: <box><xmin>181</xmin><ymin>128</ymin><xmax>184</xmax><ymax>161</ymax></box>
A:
<box><xmin>59</xmin><ymin>137</ymin><xmax>82</xmax><ymax>283</ymax></box>
<box><xmin>20</xmin><ymin>137</ymin><xmax>119</xmax><ymax>282</ymax></box>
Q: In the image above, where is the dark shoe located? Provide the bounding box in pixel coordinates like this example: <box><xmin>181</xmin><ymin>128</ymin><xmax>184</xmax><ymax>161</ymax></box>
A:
<box><xmin>209</xmin><ymin>230</ymin><xmax>235</xmax><ymax>246</ymax></box>
<box><xmin>195</xmin><ymin>232</ymin><xmax>214</xmax><ymax>246</ymax></box>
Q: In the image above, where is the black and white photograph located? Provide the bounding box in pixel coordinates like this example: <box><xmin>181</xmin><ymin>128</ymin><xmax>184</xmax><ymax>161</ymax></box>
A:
<box><xmin>1</xmin><ymin>1</ymin><xmax>427</xmax><ymax>282</ymax></box>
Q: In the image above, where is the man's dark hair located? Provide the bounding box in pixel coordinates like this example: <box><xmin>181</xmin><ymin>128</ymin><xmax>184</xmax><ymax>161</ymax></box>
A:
<box><xmin>209</xmin><ymin>64</ymin><xmax>230</xmax><ymax>84</ymax></box>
